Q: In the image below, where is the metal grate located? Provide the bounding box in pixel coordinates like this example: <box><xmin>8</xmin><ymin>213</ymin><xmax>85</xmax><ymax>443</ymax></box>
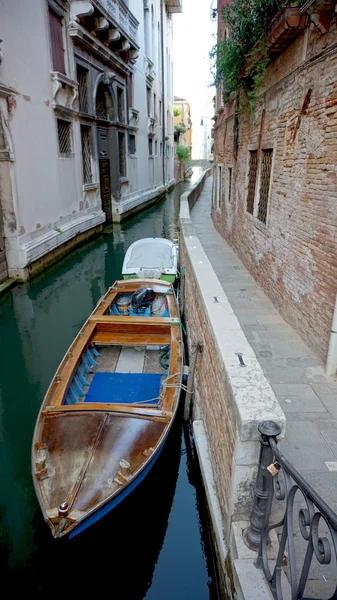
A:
<box><xmin>257</xmin><ymin>149</ymin><xmax>273</xmax><ymax>224</ymax></box>
<box><xmin>246</xmin><ymin>150</ymin><xmax>258</xmax><ymax>214</ymax></box>
<box><xmin>118</xmin><ymin>132</ymin><xmax>126</xmax><ymax>177</ymax></box>
<box><xmin>57</xmin><ymin>119</ymin><xmax>72</xmax><ymax>155</ymax></box>
<box><xmin>228</xmin><ymin>167</ymin><xmax>232</xmax><ymax>202</ymax></box>
<box><xmin>81</xmin><ymin>125</ymin><xmax>92</xmax><ymax>183</ymax></box>
<box><xmin>129</xmin><ymin>134</ymin><xmax>136</xmax><ymax>155</ymax></box>
<box><xmin>77</xmin><ymin>65</ymin><xmax>89</xmax><ymax>113</ymax></box>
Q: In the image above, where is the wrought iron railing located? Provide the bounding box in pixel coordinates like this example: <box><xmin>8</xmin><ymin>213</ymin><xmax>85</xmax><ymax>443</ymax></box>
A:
<box><xmin>247</xmin><ymin>421</ymin><xmax>337</xmax><ymax>600</ymax></box>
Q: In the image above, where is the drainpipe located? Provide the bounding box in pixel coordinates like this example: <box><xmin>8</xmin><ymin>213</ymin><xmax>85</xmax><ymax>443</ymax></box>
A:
<box><xmin>160</xmin><ymin>0</ymin><xmax>166</xmax><ymax>187</ymax></box>
<box><xmin>326</xmin><ymin>293</ymin><xmax>337</xmax><ymax>375</ymax></box>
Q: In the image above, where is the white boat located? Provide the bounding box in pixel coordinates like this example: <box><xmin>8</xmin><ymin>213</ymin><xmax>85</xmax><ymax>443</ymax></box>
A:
<box><xmin>122</xmin><ymin>237</ymin><xmax>178</xmax><ymax>283</ymax></box>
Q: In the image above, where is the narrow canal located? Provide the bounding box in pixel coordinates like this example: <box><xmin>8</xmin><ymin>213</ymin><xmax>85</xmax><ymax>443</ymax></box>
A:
<box><xmin>0</xmin><ymin>171</ymin><xmax>219</xmax><ymax>598</ymax></box>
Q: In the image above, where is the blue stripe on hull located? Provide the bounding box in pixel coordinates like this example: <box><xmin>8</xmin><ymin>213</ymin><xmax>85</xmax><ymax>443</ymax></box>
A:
<box><xmin>68</xmin><ymin>440</ymin><xmax>165</xmax><ymax>539</ymax></box>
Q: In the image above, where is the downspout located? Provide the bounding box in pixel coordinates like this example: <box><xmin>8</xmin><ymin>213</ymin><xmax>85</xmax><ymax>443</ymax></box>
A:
<box><xmin>160</xmin><ymin>0</ymin><xmax>166</xmax><ymax>186</ymax></box>
<box><xmin>326</xmin><ymin>294</ymin><xmax>337</xmax><ymax>375</ymax></box>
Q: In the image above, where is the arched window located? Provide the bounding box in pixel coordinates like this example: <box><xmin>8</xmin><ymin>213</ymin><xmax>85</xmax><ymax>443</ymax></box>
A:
<box><xmin>96</xmin><ymin>83</ymin><xmax>115</xmax><ymax>120</ymax></box>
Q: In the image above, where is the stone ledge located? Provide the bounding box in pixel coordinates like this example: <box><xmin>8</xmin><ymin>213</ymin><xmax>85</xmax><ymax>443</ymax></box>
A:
<box><xmin>180</xmin><ymin>188</ymin><xmax>285</xmax><ymax>441</ymax></box>
<box><xmin>19</xmin><ymin>209</ymin><xmax>105</xmax><ymax>266</ymax></box>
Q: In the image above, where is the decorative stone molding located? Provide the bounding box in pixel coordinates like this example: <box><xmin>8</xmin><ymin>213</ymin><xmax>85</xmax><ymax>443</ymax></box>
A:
<box><xmin>92</xmin><ymin>17</ymin><xmax>109</xmax><ymax>32</ymax></box>
<box><xmin>145</xmin><ymin>57</ymin><xmax>154</xmax><ymax>86</ymax></box>
<box><xmin>94</xmin><ymin>0</ymin><xmax>139</xmax><ymax>44</ymax></box>
<box><xmin>121</xmin><ymin>40</ymin><xmax>130</xmax><ymax>51</ymax></box>
<box><xmin>102</xmin><ymin>71</ymin><xmax>116</xmax><ymax>85</ymax></box>
<box><xmin>0</xmin><ymin>83</ymin><xmax>17</xmax><ymax>98</ymax></box>
<box><xmin>51</xmin><ymin>72</ymin><xmax>78</xmax><ymax>108</ymax></box>
<box><xmin>70</xmin><ymin>0</ymin><xmax>94</xmax><ymax>24</ymax></box>
<box><xmin>148</xmin><ymin>117</ymin><xmax>156</xmax><ymax>136</ymax></box>
<box><xmin>129</xmin><ymin>108</ymin><xmax>139</xmax><ymax>126</ymax></box>
<box><xmin>107</xmin><ymin>28</ymin><xmax>121</xmax><ymax>42</ymax></box>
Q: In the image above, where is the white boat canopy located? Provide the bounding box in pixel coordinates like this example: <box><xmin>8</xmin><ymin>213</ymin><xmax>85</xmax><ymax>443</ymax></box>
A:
<box><xmin>122</xmin><ymin>237</ymin><xmax>178</xmax><ymax>280</ymax></box>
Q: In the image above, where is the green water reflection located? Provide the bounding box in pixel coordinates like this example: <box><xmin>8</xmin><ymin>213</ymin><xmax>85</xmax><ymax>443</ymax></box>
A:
<box><xmin>0</xmin><ymin>171</ymin><xmax>217</xmax><ymax>598</ymax></box>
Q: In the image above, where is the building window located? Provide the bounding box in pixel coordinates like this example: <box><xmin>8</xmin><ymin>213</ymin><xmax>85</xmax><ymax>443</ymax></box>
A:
<box><xmin>227</xmin><ymin>167</ymin><xmax>232</xmax><ymax>203</ymax></box>
<box><xmin>154</xmin><ymin>93</ymin><xmax>157</xmax><ymax>120</ymax></box>
<box><xmin>129</xmin><ymin>134</ymin><xmax>136</xmax><ymax>155</ymax></box>
<box><xmin>159</xmin><ymin>100</ymin><xmax>162</xmax><ymax>126</ymax></box>
<box><xmin>77</xmin><ymin>64</ymin><xmax>89</xmax><ymax>113</ymax></box>
<box><xmin>57</xmin><ymin>119</ymin><xmax>72</xmax><ymax>155</ymax></box>
<box><xmin>48</xmin><ymin>7</ymin><xmax>66</xmax><ymax>74</ymax></box>
<box><xmin>146</xmin><ymin>87</ymin><xmax>151</xmax><ymax>117</ymax></box>
<box><xmin>81</xmin><ymin>125</ymin><xmax>92</xmax><ymax>183</ymax></box>
<box><xmin>127</xmin><ymin>74</ymin><xmax>133</xmax><ymax>107</ymax></box>
<box><xmin>148</xmin><ymin>137</ymin><xmax>153</xmax><ymax>156</ymax></box>
<box><xmin>117</xmin><ymin>88</ymin><xmax>125</xmax><ymax>123</ymax></box>
<box><xmin>246</xmin><ymin>150</ymin><xmax>258</xmax><ymax>215</ymax></box>
<box><xmin>257</xmin><ymin>149</ymin><xmax>273</xmax><ymax>224</ymax></box>
<box><xmin>160</xmin><ymin>142</ymin><xmax>162</xmax><ymax>156</ymax></box>
<box><xmin>217</xmin><ymin>166</ymin><xmax>222</xmax><ymax>209</ymax></box>
<box><xmin>118</xmin><ymin>132</ymin><xmax>126</xmax><ymax>177</ymax></box>
<box><xmin>212</xmin><ymin>165</ymin><xmax>218</xmax><ymax>207</ymax></box>
<box><xmin>155</xmin><ymin>140</ymin><xmax>158</xmax><ymax>155</ymax></box>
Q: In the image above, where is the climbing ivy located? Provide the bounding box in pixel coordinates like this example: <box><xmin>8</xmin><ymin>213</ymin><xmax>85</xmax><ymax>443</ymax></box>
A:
<box><xmin>210</xmin><ymin>0</ymin><xmax>303</xmax><ymax>111</ymax></box>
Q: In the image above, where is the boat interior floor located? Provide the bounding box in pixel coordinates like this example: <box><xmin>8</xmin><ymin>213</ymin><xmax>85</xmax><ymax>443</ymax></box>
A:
<box><xmin>66</xmin><ymin>345</ymin><xmax>169</xmax><ymax>407</ymax></box>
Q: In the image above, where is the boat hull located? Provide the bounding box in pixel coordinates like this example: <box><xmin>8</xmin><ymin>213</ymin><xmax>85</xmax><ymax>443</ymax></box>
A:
<box><xmin>32</xmin><ymin>278</ymin><xmax>183</xmax><ymax>539</ymax></box>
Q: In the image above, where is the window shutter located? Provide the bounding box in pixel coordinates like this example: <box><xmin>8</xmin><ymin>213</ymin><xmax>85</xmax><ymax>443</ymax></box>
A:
<box><xmin>49</xmin><ymin>8</ymin><xmax>66</xmax><ymax>74</ymax></box>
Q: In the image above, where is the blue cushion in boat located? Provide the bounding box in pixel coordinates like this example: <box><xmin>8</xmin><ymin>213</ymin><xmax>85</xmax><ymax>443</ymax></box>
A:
<box><xmin>85</xmin><ymin>372</ymin><xmax>161</xmax><ymax>405</ymax></box>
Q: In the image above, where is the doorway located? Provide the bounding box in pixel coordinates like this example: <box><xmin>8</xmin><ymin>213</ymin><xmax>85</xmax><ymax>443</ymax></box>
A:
<box><xmin>97</xmin><ymin>127</ymin><xmax>112</xmax><ymax>222</ymax></box>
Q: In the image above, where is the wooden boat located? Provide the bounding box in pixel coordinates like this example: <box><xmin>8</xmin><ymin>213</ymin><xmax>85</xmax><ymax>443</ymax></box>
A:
<box><xmin>122</xmin><ymin>237</ymin><xmax>178</xmax><ymax>283</ymax></box>
<box><xmin>31</xmin><ymin>278</ymin><xmax>183</xmax><ymax>539</ymax></box>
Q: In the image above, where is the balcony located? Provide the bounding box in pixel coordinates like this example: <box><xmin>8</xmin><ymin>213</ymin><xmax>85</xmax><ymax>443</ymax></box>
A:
<box><xmin>95</xmin><ymin>0</ymin><xmax>138</xmax><ymax>44</ymax></box>
<box><xmin>167</xmin><ymin>0</ymin><xmax>183</xmax><ymax>14</ymax></box>
<box><xmin>69</xmin><ymin>0</ymin><xmax>139</xmax><ymax>68</ymax></box>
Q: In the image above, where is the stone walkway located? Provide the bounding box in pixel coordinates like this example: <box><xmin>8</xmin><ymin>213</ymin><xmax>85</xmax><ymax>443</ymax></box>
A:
<box><xmin>190</xmin><ymin>176</ymin><xmax>337</xmax><ymax>516</ymax></box>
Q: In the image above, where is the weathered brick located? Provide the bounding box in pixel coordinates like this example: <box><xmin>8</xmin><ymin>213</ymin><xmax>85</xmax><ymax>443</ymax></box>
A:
<box><xmin>212</xmin><ymin>16</ymin><xmax>337</xmax><ymax>362</ymax></box>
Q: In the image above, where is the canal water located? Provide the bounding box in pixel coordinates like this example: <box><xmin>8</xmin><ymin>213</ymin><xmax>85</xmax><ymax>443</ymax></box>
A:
<box><xmin>0</xmin><ymin>171</ymin><xmax>219</xmax><ymax>598</ymax></box>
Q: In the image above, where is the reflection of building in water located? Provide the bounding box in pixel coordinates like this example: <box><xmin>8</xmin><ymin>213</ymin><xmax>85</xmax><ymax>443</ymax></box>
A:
<box><xmin>0</xmin><ymin>0</ymin><xmax>182</xmax><ymax>282</ymax></box>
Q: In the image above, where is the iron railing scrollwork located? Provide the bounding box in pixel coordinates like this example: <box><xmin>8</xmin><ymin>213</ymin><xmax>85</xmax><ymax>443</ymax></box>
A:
<box><xmin>247</xmin><ymin>421</ymin><xmax>337</xmax><ymax>600</ymax></box>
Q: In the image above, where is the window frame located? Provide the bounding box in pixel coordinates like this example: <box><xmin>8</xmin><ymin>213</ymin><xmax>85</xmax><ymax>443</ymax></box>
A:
<box><xmin>56</xmin><ymin>118</ymin><xmax>73</xmax><ymax>157</ymax></box>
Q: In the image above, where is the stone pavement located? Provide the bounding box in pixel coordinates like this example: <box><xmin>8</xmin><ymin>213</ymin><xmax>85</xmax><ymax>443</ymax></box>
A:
<box><xmin>190</xmin><ymin>176</ymin><xmax>337</xmax><ymax>515</ymax></box>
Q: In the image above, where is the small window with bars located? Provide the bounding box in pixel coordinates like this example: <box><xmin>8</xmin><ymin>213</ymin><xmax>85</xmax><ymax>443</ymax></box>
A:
<box><xmin>217</xmin><ymin>166</ymin><xmax>222</xmax><ymax>209</ymax></box>
<box><xmin>148</xmin><ymin>137</ymin><xmax>153</xmax><ymax>156</ymax></box>
<box><xmin>257</xmin><ymin>149</ymin><xmax>273</xmax><ymax>224</ymax></box>
<box><xmin>77</xmin><ymin>64</ymin><xmax>89</xmax><ymax>113</ymax></box>
<box><xmin>81</xmin><ymin>125</ymin><xmax>92</xmax><ymax>183</ymax></box>
<box><xmin>118</xmin><ymin>132</ymin><xmax>126</xmax><ymax>177</ymax></box>
<box><xmin>246</xmin><ymin>150</ymin><xmax>258</xmax><ymax>215</ymax></box>
<box><xmin>227</xmin><ymin>167</ymin><xmax>232</xmax><ymax>203</ymax></box>
<box><xmin>57</xmin><ymin>119</ymin><xmax>72</xmax><ymax>155</ymax></box>
<box><xmin>129</xmin><ymin>134</ymin><xmax>136</xmax><ymax>155</ymax></box>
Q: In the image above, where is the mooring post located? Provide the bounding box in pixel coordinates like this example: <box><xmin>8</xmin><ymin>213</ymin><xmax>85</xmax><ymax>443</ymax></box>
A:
<box><xmin>183</xmin><ymin>341</ymin><xmax>203</xmax><ymax>421</ymax></box>
<box><xmin>246</xmin><ymin>420</ymin><xmax>281</xmax><ymax>550</ymax></box>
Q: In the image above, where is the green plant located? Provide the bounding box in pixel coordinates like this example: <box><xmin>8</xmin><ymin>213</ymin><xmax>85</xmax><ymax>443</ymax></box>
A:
<box><xmin>174</xmin><ymin>106</ymin><xmax>182</xmax><ymax>117</ymax></box>
<box><xmin>176</xmin><ymin>145</ymin><xmax>190</xmax><ymax>162</ymax></box>
<box><xmin>210</xmin><ymin>0</ymin><xmax>290</xmax><ymax>110</ymax></box>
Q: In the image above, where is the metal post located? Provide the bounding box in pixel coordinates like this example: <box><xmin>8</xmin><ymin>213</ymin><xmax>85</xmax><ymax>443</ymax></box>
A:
<box><xmin>183</xmin><ymin>341</ymin><xmax>203</xmax><ymax>421</ymax></box>
<box><xmin>246</xmin><ymin>420</ymin><xmax>281</xmax><ymax>550</ymax></box>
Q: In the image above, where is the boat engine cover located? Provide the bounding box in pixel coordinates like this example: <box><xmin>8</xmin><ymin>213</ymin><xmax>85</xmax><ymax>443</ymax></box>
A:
<box><xmin>132</xmin><ymin>288</ymin><xmax>155</xmax><ymax>308</ymax></box>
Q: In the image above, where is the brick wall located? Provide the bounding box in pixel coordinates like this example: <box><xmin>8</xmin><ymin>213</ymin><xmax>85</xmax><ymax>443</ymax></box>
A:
<box><xmin>213</xmin><ymin>5</ymin><xmax>337</xmax><ymax>362</ymax></box>
<box><xmin>181</xmin><ymin>234</ymin><xmax>236</xmax><ymax>518</ymax></box>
